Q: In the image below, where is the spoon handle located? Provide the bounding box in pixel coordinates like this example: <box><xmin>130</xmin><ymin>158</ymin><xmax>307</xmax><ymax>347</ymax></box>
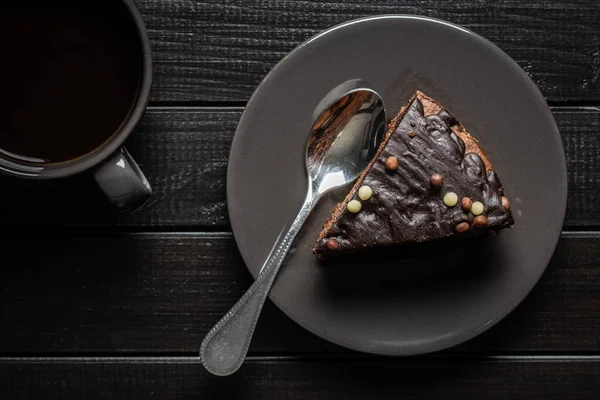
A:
<box><xmin>200</xmin><ymin>193</ymin><xmax>316</xmax><ymax>376</ymax></box>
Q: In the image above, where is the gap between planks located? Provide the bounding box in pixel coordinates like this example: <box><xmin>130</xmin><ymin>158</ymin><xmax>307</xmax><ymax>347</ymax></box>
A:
<box><xmin>1</xmin><ymin>354</ymin><xmax>600</xmax><ymax>364</ymax></box>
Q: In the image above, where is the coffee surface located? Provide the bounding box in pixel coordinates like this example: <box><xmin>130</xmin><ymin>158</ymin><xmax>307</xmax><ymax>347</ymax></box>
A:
<box><xmin>0</xmin><ymin>3</ymin><xmax>142</xmax><ymax>163</ymax></box>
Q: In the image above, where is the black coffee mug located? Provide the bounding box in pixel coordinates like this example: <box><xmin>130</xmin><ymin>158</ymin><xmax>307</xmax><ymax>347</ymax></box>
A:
<box><xmin>0</xmin><ymin>1</ymin><xmax>152</xmax><ymax>210</ymax></box>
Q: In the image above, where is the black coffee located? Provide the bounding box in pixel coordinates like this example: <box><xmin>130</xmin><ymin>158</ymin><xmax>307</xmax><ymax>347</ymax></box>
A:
<box><xmin>0</xmin><ymin>2</ymin><xmax>142</xmax><ymax>163</ymax></box>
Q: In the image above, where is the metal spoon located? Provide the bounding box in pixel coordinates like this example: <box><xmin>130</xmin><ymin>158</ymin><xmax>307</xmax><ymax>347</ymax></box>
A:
<box><xmin>200</xmin><ymin>80</ymin><xmax>386</xmax><ymax>376</ymax></box>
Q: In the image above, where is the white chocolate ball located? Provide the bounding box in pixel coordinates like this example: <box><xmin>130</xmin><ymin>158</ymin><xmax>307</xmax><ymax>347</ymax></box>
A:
<box><xmin>443</xmin><ymin>192</ymin><xmax>458</xmax><ymax>207</ymax></box>
<box><xmin>358</xmin><ymin>186</ymin><xmax>373</xmax><ymax>201</ymax></box>
<box><xmin>471</xmin><ymin>201</ymin><xmax>484</xmax><ymax>215</ymax></box>
<box><xmin>347</xmin><ymin>200</ymin><xmax>362</xmax><ymax>213</ymax></box>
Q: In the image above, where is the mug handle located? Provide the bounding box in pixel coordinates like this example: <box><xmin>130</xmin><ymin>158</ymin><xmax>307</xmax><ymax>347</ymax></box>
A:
<box><xmin>94</xmin><ymin>147</ymin><xmax>152</xmax><ymax>210</ymax></box>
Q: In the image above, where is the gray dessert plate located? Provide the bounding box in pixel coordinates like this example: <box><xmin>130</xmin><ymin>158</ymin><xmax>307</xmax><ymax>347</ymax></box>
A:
<box><xmin>227</xmin><ymin>15</ymin><xmax>567</xmax><ymax>355</ymax></box>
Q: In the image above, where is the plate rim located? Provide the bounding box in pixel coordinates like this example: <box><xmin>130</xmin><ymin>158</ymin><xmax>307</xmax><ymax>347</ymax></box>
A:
<box><xmin>226</xmin><ymin>14</ymin><xmax>568</xmax><ymax>355</ymax></box>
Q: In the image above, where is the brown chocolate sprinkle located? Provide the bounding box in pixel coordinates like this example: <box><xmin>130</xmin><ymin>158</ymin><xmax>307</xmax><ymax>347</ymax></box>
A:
<box><xmin>429</xmin><ymin>173</ymin><xmax>443</xmax><ymax>187</ymax></box>
<box><xmin>385</xmin><ymin>156</ymin><xmax>399</xmax><ymax>171</ymax></box>
<box><xmin>473</xmin><ymin>215</ymin><xmax>488</xmax><ymax>228</ymax></box>
<box><xmin>461</xmin><ymin>197</ymin><xmax>473</xmax><ymax>212</ymax></box>
<box><xmin>325</xmin><ymin>239</ymin><xmax>340</xmax><ymax>251</ymax></box>
<box><xmin>455</xmin><ymin>222</ymin><xmax>470</xmax><ymax>233</ymax></box>
<box><xmin>502</xmin><ymin>196</ymin><xmax>511</xmax><ymax>210</ymax></box>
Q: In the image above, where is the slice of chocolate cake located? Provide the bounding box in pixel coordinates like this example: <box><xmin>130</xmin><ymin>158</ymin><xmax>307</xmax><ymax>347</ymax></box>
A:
<box><xmin>313</xmin><ymin>91</ymin><xmax>514</xmax><ymax>257</ymax></box>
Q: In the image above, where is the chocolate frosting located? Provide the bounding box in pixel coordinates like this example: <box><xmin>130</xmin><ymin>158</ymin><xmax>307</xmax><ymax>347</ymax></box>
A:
<box><xmin>314</xmin><ymin>97</ymin><xmax>514</xmax><ymax>255</ymax></box>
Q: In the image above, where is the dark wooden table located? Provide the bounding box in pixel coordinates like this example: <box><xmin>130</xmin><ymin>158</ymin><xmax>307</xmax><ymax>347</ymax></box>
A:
<box><xmin>2</xmin><ymin>1</ymin><xmax>600</xmax><ymax>398</ymax></box>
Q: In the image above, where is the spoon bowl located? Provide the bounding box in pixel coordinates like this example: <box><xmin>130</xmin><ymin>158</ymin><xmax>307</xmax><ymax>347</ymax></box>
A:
<box><xmin>308</xmin><ymin>87</ymin><xmax>386</xmax><ymax>195</ymax></box>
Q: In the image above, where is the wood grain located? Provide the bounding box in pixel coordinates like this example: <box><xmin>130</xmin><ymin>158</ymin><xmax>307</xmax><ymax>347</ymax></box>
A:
<box><xmin>559</xmin><ymin>108</ymin><xmax>600</xmax><ymax>227</ymax></box>
<box><xmin>132</xmin><ymin>0</ymin><xmax>600</xmax><ymax>103</ymax></box>
<box><xmin>1</xmin><ymin>357</ymin><xmax>598</xmax><ymax>399</ymax></box>
<box><xmin>0</xmin><ymin>107</ymin><xmax>597</xmax><ymax>229</ymax></box>
<box><xmin>0</xmin><ymin>232</ymin><xmax>598</xmax><ymax>354</ymax></box>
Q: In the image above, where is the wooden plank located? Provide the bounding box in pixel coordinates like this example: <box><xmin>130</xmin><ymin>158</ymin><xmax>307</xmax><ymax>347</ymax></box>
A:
<box><xmin>0</xmin><ymin>108</ymin><xmax>236</xmax><ymax>230</ymax></box>
<box><xmin>0</xmin><ymin>233</ymin><xmax>598</xmax><ymax>353</ymax></box>
<box><xmin>133</xmin><ymin>0</ymin><xmax>600</xmax><ymax>102</ymax></box>
<box><xmin>559</xmin><ymin>108</ymin><xmax>600</xmax><ymax>227</ymax></box>
<box><xmin>1</xmin><ymin>357</ymin><xmax>598</xmax><ymax>399</ymax></box>
<box><xmin>0</xmin><ymin>107</ymin><xmax>597</xmax><ymax>229</ymax></box>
